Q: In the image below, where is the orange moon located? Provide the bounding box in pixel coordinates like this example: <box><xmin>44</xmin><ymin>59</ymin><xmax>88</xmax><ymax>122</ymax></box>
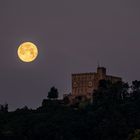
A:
<box><xmin>17</xmin><ymin>42</ymin><xmax>38</xmax><ymax>62</ymax></box>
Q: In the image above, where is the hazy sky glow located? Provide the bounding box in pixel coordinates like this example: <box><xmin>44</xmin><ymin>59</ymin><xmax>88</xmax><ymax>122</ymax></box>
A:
<box><xmin>0</xmin><ymin>0</ymin><xmax>140</xmax><ymax>110</ymax></box>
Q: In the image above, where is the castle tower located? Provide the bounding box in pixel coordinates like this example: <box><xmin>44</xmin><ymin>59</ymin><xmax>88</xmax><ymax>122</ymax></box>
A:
<box><xmin>69</xmin><ymin>67</ymin><xmax>122</xmax><ymax>104</ymax></box>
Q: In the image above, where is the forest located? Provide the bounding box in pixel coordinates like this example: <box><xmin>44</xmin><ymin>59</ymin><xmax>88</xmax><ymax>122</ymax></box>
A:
<box><xmin>0</xmin><ymin>80</ymin><xmax>140</xmax><ymax>140</ymax></box>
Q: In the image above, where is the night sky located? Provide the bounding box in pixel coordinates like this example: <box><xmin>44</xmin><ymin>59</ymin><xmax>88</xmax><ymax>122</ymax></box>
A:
<box><xmin>0</xmin><ymin>0</ymin><xmax>140</xmax><ymax>110</ymax></box>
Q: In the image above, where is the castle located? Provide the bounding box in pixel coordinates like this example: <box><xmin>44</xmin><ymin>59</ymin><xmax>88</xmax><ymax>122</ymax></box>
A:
<box><xmin>65</xmin><ymin>67</ymin><xmax>122</xmax><ymax>104</ymax></box>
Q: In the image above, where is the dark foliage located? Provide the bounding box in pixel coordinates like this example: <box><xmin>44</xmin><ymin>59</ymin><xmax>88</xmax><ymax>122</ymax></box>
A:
<box><xmin>0</xmin><ymin>104</ymin><xmax>8</xmax><ymax>113</ymax></box>
<box><xmin>47</xmin><ymin>87</ymin><xmax>59</xmax><ymax>100</ymax></box>
<box><xmin>0</xmin><ymin>81</ymin><xmax>140</xmax><ymax>140</ymax></box>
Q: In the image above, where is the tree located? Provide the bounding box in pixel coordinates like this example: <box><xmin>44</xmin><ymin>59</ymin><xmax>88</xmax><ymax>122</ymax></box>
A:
<box><xmin>4</xmin><ymin>103</ymin><xmax>8</xmax><ymax>112</ymax></box>
<box><xmin>47</xmin><ymin>87</ymin><xmax>59</xmax><ymax>100</ymax></box>
<box><xmin>131</xmin><ymin>80</ymin><xmax>140</xmax><ymax>100</ymax></box>
<box><xmin>93</xmin><ymin>80</ymin><xmax>129</xmax><ymax>107</ymax></box>
<box><xmin>128</xmin><ymin>129</ymin><xmax>140</xmax><ymax>140</ymax></box>
<box><xmin>131</xmin><ymin>80</ymin><xmax>140</xmax><ymax>92</ymax></box>
<box><xmin>0</xmin><ymin>103</ymin><xmax>8</xmax><ymax>113</ymax></box>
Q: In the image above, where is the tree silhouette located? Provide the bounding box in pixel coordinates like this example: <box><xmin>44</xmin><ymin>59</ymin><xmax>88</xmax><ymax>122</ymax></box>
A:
<box><xmin>93</xmin><ymin>80</ymin><xmax>129</xmax><ymax>107</ymax></box>
<box><xmin>0</xmin><ymin>103</ymin><xmax>8</xmax><ymax>113</ymax></box>
<box><xmin>131</xmin><ymin>80</ymin><xmax>140</xmax><ymax>100</ymax></box>
<box><xmin>47</xmin><ymin>87</ymin><xmax>59</xmax><ymax>100</ymax></box>
<box><xmin>1</xmin><ymin>80</ymin><xmax>140</xmax><ymax>140</ymax></box>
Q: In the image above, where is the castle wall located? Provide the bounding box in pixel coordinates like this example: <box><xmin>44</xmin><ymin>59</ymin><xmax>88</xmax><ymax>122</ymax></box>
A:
<box><xmin>71</xmin><ymin>67</ymin><xmax>122</xmax><ymax>100</ymax></box>
<box><xmin>72</xmin><ymin>73</ymin><xmax>96</xmax><ymax>97</ymax></box>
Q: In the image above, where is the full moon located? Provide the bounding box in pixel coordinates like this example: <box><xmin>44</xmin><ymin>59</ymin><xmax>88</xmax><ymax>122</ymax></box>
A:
<box><xmin>17</xmin><ymin>42</ymin><xmax>38</xmax><ymax>62</ymax></box>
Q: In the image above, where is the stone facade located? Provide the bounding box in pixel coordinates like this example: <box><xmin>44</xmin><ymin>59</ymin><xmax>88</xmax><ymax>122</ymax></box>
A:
<box><xmin>67</xmin><ymin>67</ymin><xmax>122</xmax><ymax>104</ymax></box>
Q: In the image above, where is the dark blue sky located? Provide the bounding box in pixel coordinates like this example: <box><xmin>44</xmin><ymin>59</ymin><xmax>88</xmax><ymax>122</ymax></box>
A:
<box><xmin>0</xmin><ymin>0</ymin><xmax>140</xmax><ymax>110</ymax></box>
